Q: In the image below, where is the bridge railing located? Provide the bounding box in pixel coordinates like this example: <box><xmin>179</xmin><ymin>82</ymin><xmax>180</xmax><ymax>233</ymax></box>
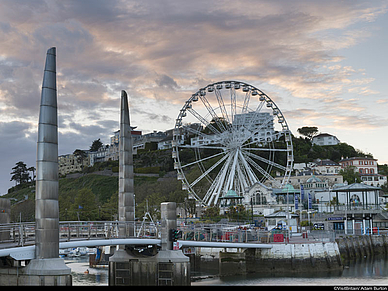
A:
<box><xmin>0</xmin><ymin>221</ymin><xmax>159</xmax><ymax>247</ymax></box>
<box><xmin>177</xmin><ymin>223</ymin><xmax>265</xmax><ymax>243</ymax></box>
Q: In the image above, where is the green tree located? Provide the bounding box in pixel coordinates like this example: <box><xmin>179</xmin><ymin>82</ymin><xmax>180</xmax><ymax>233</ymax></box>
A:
<box><xmin>100</xmin><ymin>192</ymin><xmax>118</xmax><ymax>220</ymax></box>
<box><xmin>339</xmin><ymin>166</ymin><xmax>361</xmax><ymax>184</ymax></box>
<box><xmin>73</xmin><ymin>149</ymin><xmax>88</xmax><ymax>172</ymax></box>
<box><xmin>203</xmin><ymin>206</ymin><xmax>220</xmax><ymax>218</ymax></box>
<box><xmin>90</xmin><ymin>138</ymin><xmax>104</xmax><ymax>152</ymax></box>
<box><xmin>297</xmin><ymin>126</ymin><xmax>318</xmax><ymax>140</ymax></box>
<box><xmin>10</xmin><ymin>161</ymin><xmax>30</xmax><ymax>185</ymax></box>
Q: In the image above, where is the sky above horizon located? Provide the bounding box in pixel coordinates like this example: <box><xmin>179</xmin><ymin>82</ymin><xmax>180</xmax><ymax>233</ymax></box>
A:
<box><xmin>1</xmin><ymin>0</ymin><xmax>388</xmax><ymax>195</ymax></box>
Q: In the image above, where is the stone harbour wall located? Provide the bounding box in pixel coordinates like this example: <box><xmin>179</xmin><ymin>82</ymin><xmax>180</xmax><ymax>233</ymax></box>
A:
<box><xmin>218</xmin><ymin>242</ymin><xmax>343</xmax><ymax>276</ymax></box>
<box><xmin>335</xmin><ymin>235</ymin><xmax>387</xmax><ymax>261</ymax></box>
<box><xmin>195</xmin><ymin>235</ymin><xmax>388</xmax><ymax>277</ymax></box>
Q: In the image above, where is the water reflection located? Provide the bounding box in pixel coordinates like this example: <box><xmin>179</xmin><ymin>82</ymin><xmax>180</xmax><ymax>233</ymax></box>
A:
<box><xmin>196</xmin><ymin>256</ymin><xmax>388</xmax><ymax>286</ymax></box>
<box><xmin>65</xmin><ymin>257</ymin><xmax>108</xmax><ymax>286</ymax></box>
<box><xmin>66</xmin><ymin>255</ymin><xmax>388</xmax><ymax>286</ymax></box>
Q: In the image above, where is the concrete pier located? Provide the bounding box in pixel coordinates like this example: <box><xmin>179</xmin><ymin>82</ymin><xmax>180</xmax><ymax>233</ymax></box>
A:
<box><xmin>109</xmin><ymin>202</ymin><xmax>190</xmax><ymax>286</ymax></box>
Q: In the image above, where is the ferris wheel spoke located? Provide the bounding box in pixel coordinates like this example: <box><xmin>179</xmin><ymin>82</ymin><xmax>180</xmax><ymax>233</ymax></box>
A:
<box><xmin>187</xmin><ymin>107</ymin><xmax>221</xmax><ymax>136</ymax></box>
<box><xmin>204</xmin><ymin>153</ymin><xmax>233</xmax><ymax>205</ymax></box>
<box><xmin>237</xmin><ymin>150</ymin><xmax>259</xmax><ymax>185</ymax></box>
<box><xmin>198</xmin><ymin>92</ymin><xmax>228</xmax><ymax>133</ymax></box>
<box><xmin>242</xmin><ymin>90</ymin><xmax>251</xmax><ymax>114</ymax></box>
<box><xmin>214</xmin><ymin>87</ymin><xmax>232</xmax><ymax>129</ymax></box>
<box><xmin>189</xmin><ymin>153</ymin><xmax>229</xmax><ymax>187</ymax></box>
<box><xmin>245</xmin><ymin>99</ymin><xmax>266</xmax><ymax>131</ymax></box>
<box><xmin>184</xmin><ymin>125</ymin><xmax>216</xmax><ymax>143</ymax></box>
<box><xmin>180</xmin><ymin>150</ymin><xmax>226</xmax><ymax>170</ymax></box>
<box><xmin>236</xmin><ymin>162</ymin><xmax>249</xmax><ymax>193</ymax></box>
<box><xmin>242</xmin><ymin>149</ymin><xmax>287</xmax><ymax>171</ymax></box>
<box><xmin>243</xmin><ymin>154</ymin><xmax>280</xmax><ymax>185</ymax></box>
<box><xmin>230</xmin><ymin>87</ymin><xmax>237</xmax><ymax>124</ymax></box>
<box><xmin>241</xmin><ymin>115</ymin><xmax>275</xmax><ymax>144</ymax></box>
<box><xmin>180</xmin><ymin>144</ymin><xmax>227</xmax><ymax>151</ymax></box>
<box><xmin>243</xmin><ymin>147</ymin><xmax>289</xmax><ymax>152</ymax></box>
<box><xmin>225</xmin><ymin>150</ymin><xmax>239</xmax><ymax>191</ymax></box>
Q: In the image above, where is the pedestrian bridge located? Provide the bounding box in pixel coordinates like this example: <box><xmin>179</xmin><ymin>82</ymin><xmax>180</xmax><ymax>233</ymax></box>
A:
<box><xmin>0</xmin><ymin>220</ymin><xmax>272</xmax><ymax>261</ymax></box>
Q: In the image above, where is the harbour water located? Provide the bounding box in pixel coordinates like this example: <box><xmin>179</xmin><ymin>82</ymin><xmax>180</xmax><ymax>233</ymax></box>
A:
<box><xmin>65</xmin><ymin>257</ymin><xmax>109</xmax><ymax>286</ymax></box>
<box><xmin>66</xmin><ymin>256</ymin><xmax>388</xmax><ymax>286</ymax></box>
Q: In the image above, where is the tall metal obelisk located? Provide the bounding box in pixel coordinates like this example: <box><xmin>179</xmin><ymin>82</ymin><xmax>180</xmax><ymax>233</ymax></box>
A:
<box><xmin>24</xmin><ymin>47</ymin><xmax>71</xmax><ymax>284</ymax></box>
<box><xmin>118</xmin><ymin>90</ymin><xmax>135</xmax><ymax>237</ymax></box>
<box><xmin>35</xmin><ymin>47</ymin><xmax>60</xmax><ymax>259</ymax></box>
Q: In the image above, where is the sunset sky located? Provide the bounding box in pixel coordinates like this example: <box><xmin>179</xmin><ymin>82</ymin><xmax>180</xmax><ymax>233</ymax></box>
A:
<box><xmin>0</xmin><ymin>0</ymin><xmax>387</xmax><ymax>194</ymax></box>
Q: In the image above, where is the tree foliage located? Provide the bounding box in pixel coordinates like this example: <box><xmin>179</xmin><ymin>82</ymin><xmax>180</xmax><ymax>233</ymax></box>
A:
<box><xmin>339</xmin><ymin>166</ymin><xmax>361</xmax><ymax>184</ymax></box>
<box><xmin>297</xmin><ymin>126</ymin><xmax>318</xmax><ymax>140</ymax></box>
<box><xmin>10</xmin><ymin>161</ymin><xmax>31</xmax><ymax>185</ymax></box>
<box><xmin>90</xmin><ymin>138</ymin><xmax>104</xmax><ymax>152</ymax></box>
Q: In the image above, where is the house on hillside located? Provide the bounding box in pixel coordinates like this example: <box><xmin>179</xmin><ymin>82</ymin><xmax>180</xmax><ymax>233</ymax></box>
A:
<box><xmin>339</xmin><ymin>157</ymin><xmax>387</xmax><ymax>187</ymax></box>
<box><xmin>311</xmin><ymin>159</ymin><xmax>341</xmax><ymax>175</ymax></box>
<box><xmin>312</xmin><ymin>133</ymin><xmax>340</xmax><ymax>146</ymax></box>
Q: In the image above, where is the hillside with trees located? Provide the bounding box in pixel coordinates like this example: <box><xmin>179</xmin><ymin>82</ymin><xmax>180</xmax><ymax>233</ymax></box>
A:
<box><xmin>3</xmin><ymin>129</ymin><xmax>386</xmax><ymax>222</ymax></box>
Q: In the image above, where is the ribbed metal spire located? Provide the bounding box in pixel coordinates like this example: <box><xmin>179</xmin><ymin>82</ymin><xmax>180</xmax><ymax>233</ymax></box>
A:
<box><xmin>118</xmin><ymin>90</ymin><xmax>135</xmax><ymax>237</ymax></box>
<box><xmin>35</xmin><ymin>47</ymin><xmax>59</xmax><ymax>259</ymax></box>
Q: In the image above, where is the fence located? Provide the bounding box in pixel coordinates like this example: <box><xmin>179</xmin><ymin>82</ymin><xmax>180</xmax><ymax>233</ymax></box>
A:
<box><xmin>1</xmin><ymin>220</ymin><xmax>382</xmax><ymax>248</ymax></box>
<box><xmin>0</xmin><ymin>221</ymin><xmax>159</xmax><ymax>247</ymax></box>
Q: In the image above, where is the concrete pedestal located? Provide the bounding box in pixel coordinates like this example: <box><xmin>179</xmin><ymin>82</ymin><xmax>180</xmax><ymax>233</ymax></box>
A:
<box><xmin>0</xmin><ymin>258</ymin><xmax>71</xmax><ymax>286</ymax></box>
<box><xmin>109</xmin><ymin>249</ymin><xmax>190</xmax><ymax>286</ymax></box>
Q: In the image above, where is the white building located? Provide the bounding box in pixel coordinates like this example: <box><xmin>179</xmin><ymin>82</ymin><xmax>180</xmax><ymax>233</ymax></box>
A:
<box><xmin>312</xmin><ymin>133</ymin><xmax>340</xmax><ymax>146</ymax></box>
<box><xmin>311</xmin><ymin>159</ymin><xmax>341</xmax><ymax>175</ymax></box>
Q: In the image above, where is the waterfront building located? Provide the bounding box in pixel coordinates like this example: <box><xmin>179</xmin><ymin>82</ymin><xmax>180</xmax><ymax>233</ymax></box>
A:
<box><xmin>244</xmin><ymin>182</ymin><xmax>275</xmax><ymax>216</ymax></box>
<box><xmin>245</xmin><ymin>183</ymin><xmax>302</xmax><ymax>216</ymax></box>
<box><xmin>312</xmin><ymin>183</ymin><xmax>383</xmax><ymax>234</ymax></box>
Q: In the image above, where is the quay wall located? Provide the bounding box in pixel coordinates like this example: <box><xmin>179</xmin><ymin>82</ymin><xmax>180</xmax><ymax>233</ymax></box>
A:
<box><xmin>192</xmin><ymin>242</ymin><xmax>343</xmax><ymax>277</ymax></box>
<box><xmin>335</xmin><ymin>235</ymin><xmax>388</xmax><ymax>261</ymax></box>
<box><xmin>192</xmin><ymin>235</ymin><xmax>388</xmax><ymax>277</ymax></box>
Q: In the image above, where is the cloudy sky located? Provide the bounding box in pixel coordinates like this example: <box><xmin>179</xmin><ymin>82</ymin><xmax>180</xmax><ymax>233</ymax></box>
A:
<box><xmin>0</xmin><ymin>0</ymin><xmax>387</xmax><ymax>195</ymax></box>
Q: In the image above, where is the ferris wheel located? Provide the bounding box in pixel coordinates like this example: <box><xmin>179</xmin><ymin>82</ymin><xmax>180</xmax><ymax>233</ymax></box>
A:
<box><xmin>172</xmin><ymin>81</ymin><xmax>293</xmax><ymax>206</ymax></box>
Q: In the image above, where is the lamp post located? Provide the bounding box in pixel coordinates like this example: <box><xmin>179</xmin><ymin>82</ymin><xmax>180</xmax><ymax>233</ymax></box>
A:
<box><xmin>342</xmin><ymin>193</ymin><xmax>347</xmax><ymax>235</ymax></box>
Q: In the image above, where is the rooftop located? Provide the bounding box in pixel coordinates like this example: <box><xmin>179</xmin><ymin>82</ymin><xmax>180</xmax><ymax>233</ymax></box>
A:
<box><xmin>265</xmin><ymin>211</ymin><xmax>299</xmax><ymax>218</ymax></box>
<box><xmin>332</xmin><ymin>182</ymin><xmax>381</xmax><ymax>192</ymax></box>
<box><xmin>339</xmin><ymin>157</ymin><xmax>377</xmax><ymax>162</ymax></box>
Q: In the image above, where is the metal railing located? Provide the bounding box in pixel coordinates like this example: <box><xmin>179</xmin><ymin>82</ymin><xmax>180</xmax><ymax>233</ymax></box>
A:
<box><xmin>178</xmin><ymin>223</ymin><xmax>265</xmax><ymax>243</ymax></box>
<box><xmin>0</xmin><ymin>221</ymin><xmax>159</xmax><ymax>247</ymax></box>
<box><xmin>3</xmin><ymin>220</ymin><xmax>383</xmax><ymax>249</ymax></box>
